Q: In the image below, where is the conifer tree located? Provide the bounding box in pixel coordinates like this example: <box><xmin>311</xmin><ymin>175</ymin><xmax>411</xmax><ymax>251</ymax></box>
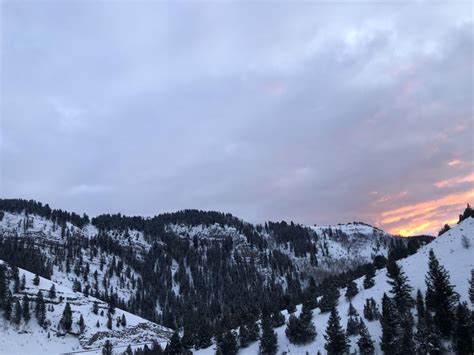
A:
<box><xmin>239</xmin><ymin>324</ymin><xmax>251</xmax><ymax>348</ymax></box>
<box><xmin>357</xmin><ymin>319</ymin><xmax>374</xmax><ymax>355</ymax></box>
<box><xmin>415</xmin><ymin>289</ymin><xmax>425</xmax><ymax>324</ymax></box>
<box><xmin>415</xmin><ymin>310</ymin><xmax>443</xmax><ymax>354</ymax></box>
<box><xmin>195</xmin><ymin>322</ymin><xmax>212</xmax><ymax>349</ymax></box>
<box><xmin>22</xmin><ymin>294</ymin><xmax>30</xmax><ymax>323</ymax></box>
<box><xmin>220</xmin><ymin>330</ymin><xmax>238</xmax><ymax>355</ymax></box>
<box><xmin>469</xmin><ymin>269</ymin><xmax>474</xmax><ymax>305</ymax></box>
<box><xmin>386</xmin><ymin>259</ymin><xmax>413</xmax><ymax>314</ymax></box>
<box><xmin>102</xmin><ymin>340</ymin><xmax>113</xmax><ymax>355</ymax></box>
<box><xmin>324</xmin><ymin>308</ymin><xmax>349</xmax><ymax>355</ymax></box>
<box><xmin>61</xmin><ymin>302</ymin><xmax>73</xmax><ymax>332</ymax></box>
<box><xmin>35</xmin><ymin>290</ymin><xmax>46</xmax><ymax>326</ymax></box>
<box><xmin>13</xmin><ymin>299</ymin><xmax>22</xmax><ymax>325</ymax></box>
<box><xmin>425</xmin><ymin>249</ymin><xmax>459</xmax><ymax>336</ymax></box>
<box><xmin>33</xmin><ymin>274</ymin><xmax>40</xmax><ymax>286</ymax></box>
<box><xmin>454</xmin><ymin>302</ymin><xmax>473</xmax><ymax>354</ymax></box>
<box><xmin>346</xmin><ymin>302</ymin><xmax>359</xmax><ymax>336</ymax></box>
<box><xmin>270</xmin><ymin>310</ymin><xmax>285</xmax><ymax>328</ymax></box>
<box><xmin>107</xmin><ymin>311</ymin><xmax>113</xmax><ymax>330</ymax></box>
<box><xmin>363</xmin><ymin>298</ymin><xmax>379</xmax><ymax>321</ymax></box>
<box><xmin>20</xmin><ymin>274</ymin><xmax>26</xmax><ymax>290</ymax></box>
<box><xmin>121</xmin><ymin>314</ymin><xmax>126</xmax><ymax>327</ymax></box>
<box><xmin>165</xmin><ymin>331</ymin><xmax>183</xmax><ymax>355</ymax></box>
<box><xmin>319</xmin><ymin>285</ymin><xmax>339</xmax><ymax>313</ymax></box>
<box><xmin>400</xmin><ymin>311</ymin><xmax>415</xmax><ymax>353</ymax></box>
<box><xmin>260</xmin><ymin>316</ymin><xmax>278</xmax><ymax>355</ymax></box>
<box><xmin>345</xmin><ymin>281</ymin><xmax>358</xmax><ymax>301</ymax></box>
<box><xmin>49</xmin><ymin>284</ymin><xmax>56</xmax><ymax>299</ymax></box>
<box><xmin>380</xmin><ymin>293</ymin><xmax>401</xmax><ymax>354</ymax></box>
<box><xmin>363</xmin><ymin>265</ymin><xmax>376</xmax><ymax>289</ymax></box>
<box><xmin>4</xmin><ymin>294</ymin><xmax>12</xmax><ymax>320</ymax></box>
<box><xmin>0</xmin><ymin>264</ymin><xmax>7</xmax><ymax>309</ymax></box>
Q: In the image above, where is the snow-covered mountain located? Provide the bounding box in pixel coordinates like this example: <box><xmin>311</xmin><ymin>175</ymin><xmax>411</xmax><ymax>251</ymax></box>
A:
<box><xmin>196</xmin><ymin>217</ymin><xmax>473</xmax><ymax>354</ymax></box>
<box><xmin>0</xmin><ymin>260</ymin><xmax>172</xmax><ymax>354</ymax></box>
<box><xmin>0</xmin><ymin>199</ymin><xmax>440</xmax><ymax>354</ymax></box>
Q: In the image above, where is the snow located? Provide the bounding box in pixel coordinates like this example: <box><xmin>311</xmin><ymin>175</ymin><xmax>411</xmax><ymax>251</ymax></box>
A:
<box><xmin>196</xmin><ymin>217</ymin><xmax>474</xmax><ymax>354</ymax></box>
<box><xmin>0</xmin><ymin>261</ymin><xmax>172</xmax><ymax>355</ymax></box>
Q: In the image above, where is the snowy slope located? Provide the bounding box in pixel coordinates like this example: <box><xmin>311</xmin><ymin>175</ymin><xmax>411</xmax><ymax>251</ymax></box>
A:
<box><xmin>196</xmin><ymin>217</ymin><xmax>474</xmax><ymax>354</ymax></box>
<box><xmin>0</xmin><ymin>261</ymin><xmax>172</xmax><ymax>355</ymax></box>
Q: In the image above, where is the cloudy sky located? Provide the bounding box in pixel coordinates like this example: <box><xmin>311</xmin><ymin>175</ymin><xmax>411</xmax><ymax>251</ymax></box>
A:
<box><xmin>1</xmin><ymin>1</ymin><xmax>473</xmax><ymax>235</ymax></box>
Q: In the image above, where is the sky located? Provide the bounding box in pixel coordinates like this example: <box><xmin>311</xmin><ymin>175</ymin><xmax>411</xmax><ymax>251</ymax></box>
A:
<box><xmin>1</xmin><ymin>0</ymin><xmax>473</xmax><ymax>236</ymax></box>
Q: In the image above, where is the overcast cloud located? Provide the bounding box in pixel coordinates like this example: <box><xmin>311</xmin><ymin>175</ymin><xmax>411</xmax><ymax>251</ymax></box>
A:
<box><xmin>1</xmin><ymin>0</ymin><xmax>473</xmax><ymax>235</ymax></box>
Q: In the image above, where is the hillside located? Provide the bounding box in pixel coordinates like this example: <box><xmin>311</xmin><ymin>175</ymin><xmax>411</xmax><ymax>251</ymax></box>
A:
<box><xmin>195</xmin><ymin>217</ymin><xmax>473</xmax><ymax>354</ymax></box>
<box><xmin>0</xmin><ymin>199</ymin><xmax>434</xmax><ymax>354</ymax></box>
<box><xmin>0</xmin><ymin>260</ymin><xmax>172</xmax><ymax>354</ymax></box>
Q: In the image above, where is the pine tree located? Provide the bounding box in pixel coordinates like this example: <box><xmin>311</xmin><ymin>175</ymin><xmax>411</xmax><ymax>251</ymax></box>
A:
<box><xmin>239</xmin><ymin>324</ymin><xmax>251</xmax><ymax>348</ymax></box>
<box><xmin>415</xmin><ymin>310</ymin><xmax>443</xmax><ymax>354</ymax></box>
<box><xmin>0</xmin><ymin>264</ymin><xmax>7</xmax><ymax>309</ymax></box>
<box><xmin>346</xmin><ymin>302</ymin><xmax>359</xmax><ymax>336</ymax></box>
<box><xmin>4</xmin><ymin>294</ymin><xmax>12</xmax><ymax>320</ymax></box>
<box><xmin>304</xmin><ymin>276</ymin><xmax>318</xmax><ymax>309</ymax></box>
<box><xmin>324</xmin><ymin>308</ymin><xmax>349</xmax><ymax>355</ymax></box>
<box><xmin>13</xmin><ymin>299</ymin><xmax>22</xmax><ymax>325</ymax></box>
<box><xmin>363</xmin><ymin>265</ymin><xmax>376</xmax><ymax>289</ymax></box>
<box><xmin>270</xmin><ymin>310</ymin><xmax>285</xmax><ymax>328</ymax></box>
<box><xmin>49</xmin><ymin>284</ymin><xmax>56</xmax><ymax>299</ymax></box>
<box><xmin>380</xmin><ymin>293</ymin><xmax>401</xmax><ymax>354</ymax></box>
<box><xmin>92</xmin><ymin>300</ymin><xmax>99</xmax><ymax>315</ymax></box>
<box><xmin>61</xmin><ymin>302</ymin><xmax>73</xmax><ymax>332</ymax></box>
<box><xmin>22</xmin><ymin>294</ymin><xmax>30</xmax><ymax>323</ymax></box>
<box><xmin>260</xmin><ymin>316</ymin><xmax>278</xmax><ymax>355</ymax></box>
<box><xmin>319</xmin><ymin>285</ymin><xmax>340</xmax><ymax>313</ymax></box>
<box><xmin>400</xmin><ymin>311</ymin><xmax>415</xmax><ymax>353</ymax></box>
<box><xmin>107</xmin><ymin>311</ymin><xmax>113</xmax><ymax>330</ymax></box>
<box><xmin>469</xmin><ymin>269</ymin><xmax>474</xmax><ymax>305</ymax></box>
<box><xmin>345</xmin><ymin>281</ymin><xmax>358</xmax><ymax>301</ymax></box>
<box><xmin>386</xmin><ymin>259</ymin><xmax>413</xmax><ymax>314</ymax></box>
<box><xmin>363</xmin><ymin>298</ymin><xmax>379</xmax><ymax>321</ymax></box>
<box><xmin>165</xmin><ymin>331</ymin><xmax>183</xmax><ymax>355</ymax></box>
<box><xmin>121</xmin><ymin>314</ymin><xmax>126</xmax><ymax>327</ymax></box>
<box><xmin>33</xmin><ymin>274</ymin><xmax>40</xmax><ymax>286</ymax></box>
<box><xmin>219</xmin><ymin>330</ymin><xmax>237</xmax><ymax>355</ymax></box>
<box><xmin>425</xmin><ymin>249</ymin><xmax>459</xmax><ymax>336</ymax></box>
<box><xmin>35</xmin><ymin>290</ymin><xmax>46</xmax><ymax>326</ymax></box>
<box><xmin>195</xmin><ymin>322</ymin><xmax>212</xmax><ymax>349</ymax></box>
<box><xmin>285</xmin><ymin>314</ymin><xmax>301</xmax><ymax>344</ymax></box>
<box><xmin>415</xmin><ymin>289</ymin><xmax>425</xmax><ymax>324</ymax></box>
<box><xmin>102</xmin><ymin>340</ymin><xmax>113</xmax><ymax>355</ymax></box>
<box><xmin>20</xmin><ymin>274</ymin><xmax>26</xmax><ymax>290</ymax></box>
<box><xmin>247</xmin><ymin>319</ymin><xmax>260</xmax><ymax>342</ymax></box>
<box><xmin>78</xmin><ymin>314</ymin><xmax>86</xmax><ymax>334</ymax></box>
<box><xmin>357</xmin><ymin>319</ymin><xmax>374</xmax><ymax>355</ymax></box>
<box><xmin>454</xmin><ymin>302</ymin><xmax>473</xmax><ymax>354</ymax></box>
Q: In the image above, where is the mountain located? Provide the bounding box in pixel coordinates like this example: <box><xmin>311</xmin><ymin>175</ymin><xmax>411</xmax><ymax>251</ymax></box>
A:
<box><xmin>0</xmin><ymin>198</ymin><xmax>436</xmax><ymax>354</ymax></box>
<box><xmin>0</xmin><ymin>260</ymin><xmax>172</xmax><ymax>354</ymax></box>
<box><xmin>197</xmin><ymin>216</ymin><xmax>473</xmax><ymax>354</ymax></box>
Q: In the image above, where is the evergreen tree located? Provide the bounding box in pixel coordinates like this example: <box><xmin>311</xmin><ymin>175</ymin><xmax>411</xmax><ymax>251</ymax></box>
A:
<box><xmin>346</xmin><ymin>302</ymin><xmax>359</xmax><ymax>336</ymax></box>
<box><xmin>165</xmin><ymin>331</ymin><xmax>183</xmax><ymax>355</ymax></box>
<box><xmin>415</xmin><ymin>311</ymin><xmax>443</xmax><ymax>355</ymax></box>
<box><xmin>324</xmin><ymin>308</ymin><xmax>349</xmax><ymax>355</ymax></box>
<box><xmin>195</xmin><ymin>323</ymin><xmax>212</xmax><ymax>349</ymax></box>
<box><xmin>400</xmin><ymin>311</ymin><xmax>415</xmax><ymax>353</ymax></box>
<box><xmin>35</xmin><ymin>290</ymin><xmax>46</xmax><ymax>326</ymax></box>
<box><xmin>454</xmin><ymin>302</ymin><xmax>473</xmax><ymax>354</ymax></box>
<box><xmin>345</xmin><ymin>281</ymin><xmax>358</xmax><ymax>301</ymax></box>
<box><xmin>285</xmin><ymin>314</ymin><xmax>301</xmax><ymax>344</ymax></box>
<box><xmin>415</xmin><ymin>289</ymin><xmax>425</xmax><ymax>324</ymax></box>
<box><xmin>319</xmin><ymin>285</ymin><xmax>340</xmax><ymax>313</ymax></box>
<box><xmin>260</xmin><ymin>316</ymin><xmax>278</xmax><ymax>355</ymax></box>
<box><xmin>304</xmin><ymin>276</ymin><xmax>318</xmax><ymax>309</ymax></box>
<box><xmin>239</xmin><ymin>324</ymin><xmax>251</xmax><ymax>348</ymax></box>
<box><xmin>60</xmin><ymin>302</ymin><xmax>73</xmax><ymax>332</ymax></box>
<box><xmin>363</xmin><ymin>265</ymin><xmax>376</xmax><ymax>289</ymax></box>
<box><xmin>78</xmin><ymin>314</ymin><xmax>86</xmax><ymax>334</ymax></box>
<box><xmin>33</xmin><ymin>274</ymin><xmax>40</xmax><ymax>286</ymax></box>
<box><xmin>386</xmin><ymin>259</ymin><xmax>413</xmax><ymax>314</ymax></box>
<box><xmin>102</xmin><ymin>340</ymin><xmax>113</xmax><ymax>355</ymax></box>
<box><xmin>121</xmin><ymin>314</ymin><xmax>126</xmax><ymax>327</ymax></box>
<box><xmin>270</xmin><ymin>310</ymin><xmax>285</xmax><ymax>328</ymax></box>
<box><xmin>22</xmin><ymin>294</ymin><xmax>30</xmax><ymax>323</ymax></box>
<box><xmin>469</xmin><ymin>269</ymin><xmax>474</xmax><ymax>305</ymax></box>
<box><xmin>4</xmin><ymin>294</ymin><xmax>12</xmax><ymax>320</ymax></box>
<box><xmin>107</xmin><ymin>311</ymin><xmax>113</xmax><ymax>330</ymax></box>
<box><xmin>0</xmin><ymin>264</ymin><xmax>7</xmax><ymax>309</ymax></box>
<box><xmin>380</xmin><ymin>293</ymin><xmax>401</xmax><ymax>355</ymax></box>
<box><xmin>92</xmin><ymin>300</ymin><xmax>99</xmax><ymax>315</ymax></box>
<box><xmin>363</xmin><ymin>298</ymin><xmax>379</xmax><ymax>321</ymax></box>
<box><xmin>357</xmin><ymin>319</ymin><xmax>374</xmax><ymax>355</ymax></box>
<box><xmin>49</xmin><ymin>284</ymin><xmax>56</xmax><ymax>299</ymax></box>
<box><xmin>20</xmin><ymin>274</ymin><xmax>26</xmax><ymax>290</ymax></box>
<box><xmin>219</xmin><ymin>330</ymin><xmax>237</xmax><ymax>355</ymax></box>
<box><xmin>425</xmin><ymin>249</ymin><xmax>459</xmax><ymax>336</ymax></box>
<box><xmin>246</xmin><ymin>319</ymin><xmax>260</xmax><ymax>342</ymax></box>
<box><xmin>13</xmin><ymin>299</ymin><xmax>22</xmax><ymax>325</ymax></box>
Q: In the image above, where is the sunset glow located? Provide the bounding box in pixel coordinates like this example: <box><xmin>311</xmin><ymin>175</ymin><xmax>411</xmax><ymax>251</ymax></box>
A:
<box><xmin>378</xmin><ymin>189</ymin><xmax>474</xmax><ymax>236</ymax></box>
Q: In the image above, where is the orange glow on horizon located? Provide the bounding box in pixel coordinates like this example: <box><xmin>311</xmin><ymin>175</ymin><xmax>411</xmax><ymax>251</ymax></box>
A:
<box><xmin>377</xmin><ymin>189</ymin><xmax>474</xmax><ymax>236</ymax></box>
